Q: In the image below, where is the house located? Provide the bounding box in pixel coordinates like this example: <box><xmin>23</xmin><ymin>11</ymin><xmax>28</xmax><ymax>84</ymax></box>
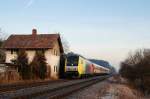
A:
<box><xmin>2</xmin><ymin>29</ymin><xmax>64</xmax><ymax>79</ymax></box>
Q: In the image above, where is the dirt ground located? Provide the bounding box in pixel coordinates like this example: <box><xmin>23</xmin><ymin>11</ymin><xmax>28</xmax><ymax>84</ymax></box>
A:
<box><xmin>100</xmin><ymin>76</ymin><xmax>144</xmax><ymax>99</ymax></box>
<box><xmin>65</xmin><ymin>76</ymin><xmax>149</xmax><ymax>99</ymax></box>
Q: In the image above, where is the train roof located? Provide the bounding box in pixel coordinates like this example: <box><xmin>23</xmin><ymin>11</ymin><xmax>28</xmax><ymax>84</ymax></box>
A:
<box><xmin>67</xmin><ymin>52</ymin><xmax>86</xmax><ymax>59</ymax></box>
<box><xmin>92</xmin><ymin>62</ymin><xmax>109</xmax><ymax>70</ymax></box>
<box><xmin>89</xmin><ymin>59</ymin><xmax>110</xmax><ymax>68</ymax></box>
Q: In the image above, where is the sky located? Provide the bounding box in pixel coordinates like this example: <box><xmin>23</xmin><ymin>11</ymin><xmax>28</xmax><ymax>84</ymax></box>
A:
<box><xmin>0</xmin><ymin>0</ymin><xmax>150</xmax><ymax>70</ymax></box>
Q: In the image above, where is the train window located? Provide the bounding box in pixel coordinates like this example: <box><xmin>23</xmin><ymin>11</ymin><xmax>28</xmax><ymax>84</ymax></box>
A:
<box><xmin>66</xmin><ymin>56</ymin><xmax>79</xmax><ymax>66</ymax></box>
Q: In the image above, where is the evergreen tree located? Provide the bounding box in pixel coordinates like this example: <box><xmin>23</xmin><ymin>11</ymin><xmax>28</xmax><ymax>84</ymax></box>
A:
<box><xmin>31</xmin><ymin>51</ymin><xmax>47</xmax><ymax>79</ymax></box>
<box><xmin>17</xmin><ymin>49</ymin><xmax>31</xmax><ymax>80</ymax></box>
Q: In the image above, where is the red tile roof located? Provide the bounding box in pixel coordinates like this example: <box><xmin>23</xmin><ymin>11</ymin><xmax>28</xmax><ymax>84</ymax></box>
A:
<box><xmin>2</xmin><ymin>33</ymin><xmax>64</xmax><ymax>53</ymax></box>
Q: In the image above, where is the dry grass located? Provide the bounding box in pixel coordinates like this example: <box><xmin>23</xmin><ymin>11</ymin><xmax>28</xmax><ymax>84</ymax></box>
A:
<box><xmin>0</xmin><ymin>71</ymin><xmax>20</xmax><ymax>84</ymax></box>
<box><xmin>98</xmin><ymin>82</ymin><xmax>110</xmax><ymax>97</ymax></box>
<box><xmin>99</xmin><ymin>76</ymin><xmax>144</xmax><ymax>99</ymax></box>
<box><xmin>0</xmin><ymin>71</ymin><xmax>52</xmax><ymax>84</ymax></box>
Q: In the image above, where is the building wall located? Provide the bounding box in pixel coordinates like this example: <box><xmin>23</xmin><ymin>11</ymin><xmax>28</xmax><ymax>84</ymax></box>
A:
<box><xmin>45</xmin><ymin>49</ymin><xmax>60</xmax><ymax>79</ymax></box>
<box><xmin>5</xmin><ymin>51</ymin><xmax>35</xmax><ymax>64</ymax></box>
<box><xmin>5</xmin><ymin>41</ymin><xmax>61</xmax><ymax>79</ymax></box>
<box><xmin>5</xmin><ymin>51</ymin><xmax>17</xmax><ymax>63</ymax></box>
<box><xmin>45</xmin><ymin>41</ymin><xmax>61</xmax><ymax>79</ymax></box>
<box><xmin>26</xmin><ymin>51</ymin><xmax>35</xmax><ymax>63</ymax></box>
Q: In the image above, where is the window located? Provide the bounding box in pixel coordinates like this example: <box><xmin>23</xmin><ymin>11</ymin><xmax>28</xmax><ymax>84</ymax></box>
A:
<box><xmin>57</xmin><ymin>51</ymin><xmax>59</xmax><ymax>56</ymax></box>
<box><xmin>54</xmin><ymin>49</ymin><xmax>58</xmax><ymax>56</ymax></box>
<box><xmin>56</xmin><ymin>50</ymin><xmax>59</xmax><ymax>56</ymax></box>
<box><xmin>11</xmin><ymin>50</ymin><xmax>13</xmax><ymax>54</ymax></box>
<box><xmin>54</xmin><ymin>66</ymin><xmax>58</xmax><ymax>72</ymax></box>
<box><xmin>54</xmin><ymin>66</ymin><xmax>55</xmax><ymax>72</ymax></box>
<box><xmin>56</xmin><ymin>51</ymin><xmax>57</xmax><ymax>56</ymax></box>
<box><xmin>57</xmin><ymin>51</ymin><xmax>60</xmax><ymax>56</ymax></box>
<box><xmin>54</xmin><ymin>49</ymin><xmax>56</xmax><ymax>55</ymax></box>
<box><xmin>56</xmin><ymin>66</ymin><xmax>57</xmax><ymax>72</ymax></box>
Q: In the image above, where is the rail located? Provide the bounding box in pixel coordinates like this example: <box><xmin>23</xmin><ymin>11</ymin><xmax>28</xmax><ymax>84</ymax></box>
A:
<box><xmin>0</xmin><ymin>75</ymin><xmax>110</xmax><ymax>99</ymax></box>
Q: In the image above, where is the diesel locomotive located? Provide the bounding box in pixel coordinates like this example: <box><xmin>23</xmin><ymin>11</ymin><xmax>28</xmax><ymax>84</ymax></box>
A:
<box><xmin>64</xmin><ymin>54</ymin><xmax>110</xmax><ymax>78</ymax></box>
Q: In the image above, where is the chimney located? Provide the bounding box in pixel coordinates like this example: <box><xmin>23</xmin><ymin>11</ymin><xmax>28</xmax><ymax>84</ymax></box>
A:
<box><xmin>32</xmin><ymin>29</ymin><xmax>37</xmax><ymax>36</ymax></box>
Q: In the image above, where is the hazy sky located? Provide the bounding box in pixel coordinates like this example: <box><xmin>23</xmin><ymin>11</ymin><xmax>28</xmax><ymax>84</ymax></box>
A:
<box><xmin>0</xmin><ymin>0</ymin><xmax>150</xmax><ymax>70</ymax></box>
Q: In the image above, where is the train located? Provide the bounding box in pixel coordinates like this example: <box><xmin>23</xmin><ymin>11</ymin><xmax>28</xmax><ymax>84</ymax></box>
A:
<box><xmin>64</xmin><ymin>54</ymin><xmax>110</xmax><ymax>78</ymax></box>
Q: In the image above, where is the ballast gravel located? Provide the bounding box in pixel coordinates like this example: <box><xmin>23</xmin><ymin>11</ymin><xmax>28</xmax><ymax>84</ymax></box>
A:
<box><xmin>64</xmin><ymin>80</ymin><xmax>108</xmax><ymax>99</ymax></box>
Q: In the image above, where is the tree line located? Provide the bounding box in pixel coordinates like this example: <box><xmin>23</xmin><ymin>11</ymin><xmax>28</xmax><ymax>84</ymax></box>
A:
<box><xmin>119</xmin><ymin>49</ymin><xmax>150</xmax><ymax>94</ymax></box>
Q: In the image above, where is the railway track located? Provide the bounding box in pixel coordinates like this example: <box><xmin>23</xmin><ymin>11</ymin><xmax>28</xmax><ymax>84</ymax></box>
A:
<box><xmin>0</xmin><ymin>75</ymin><xmax>109</xmax><ymax>99</ymax></box>
<box><xmin>0</xmin><ymin>79</ymin><xmax>68</xmax><ymax>92</ymax></box>
<box><xmin>34</xmin><ymin>75</ymin><xmax>109</xmax><ymax>99</ymax></box>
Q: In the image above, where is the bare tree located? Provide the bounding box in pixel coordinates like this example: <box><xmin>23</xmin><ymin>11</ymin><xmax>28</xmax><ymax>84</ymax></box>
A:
<box><xmin>0</xmin><ymin>28</ymin><xmax>7</xmax><ymax>62</ymax></box>
<box><xmin>0</xmin><ymin>28</ymin><xmax>8</xmax><ymax>41</ymax></box>
<box><xmin>0</xmin><ymin>28</ymin><xmax>3</xmax><ymax>46</ymax></box>
<box><xmin>59</xmin><ymin>34</ymin><xmax>70</xmax><ymax>54</ymax></box>
<box><xmin>119</xmin><ymin>49</ymin><xmax>150</xmax><ymax>94</ymax></box>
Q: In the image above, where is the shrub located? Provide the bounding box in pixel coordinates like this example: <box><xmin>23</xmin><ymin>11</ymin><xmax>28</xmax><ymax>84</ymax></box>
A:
<box><xmin>30</xmin><ymin>51</ymin><xmax>47</xmax><ymax>79</ymax></box>
<box><xmin>17</xmin><ymin>50</ymin><xmax>31</xmax><ymax>80</ymax></box>
<box><xmin>0</xmin><ymin>50</ymin><xmax>5</xmax><ymax>63</ymax></box>
<box><xmin>0</xmin><ymin>40</ymin><xmax>5</xmax><ymax>62</ymax></box>
<box><xmin>119</xmin><ymin>49</ymin><xmax>150</xmax><ymax>94</ymax></box>
<box><xmin>0</xmin><ymin>40</ymin><xmax>3</xmax><ymax>47</ymax></box>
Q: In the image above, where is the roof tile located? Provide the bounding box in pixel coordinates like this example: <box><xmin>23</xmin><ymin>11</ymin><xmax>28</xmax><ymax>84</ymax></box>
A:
<box><xmin>2</xmin><ymin>34</ymin><xmax>59</xmax><ymax>49</ymax></box>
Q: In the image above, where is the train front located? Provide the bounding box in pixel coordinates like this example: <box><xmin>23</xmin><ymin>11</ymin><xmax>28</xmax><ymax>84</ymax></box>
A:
<box><xmin>65</xmin><ymin>55</ymin><xmax>79</xmax><ymax>78</ymax></box>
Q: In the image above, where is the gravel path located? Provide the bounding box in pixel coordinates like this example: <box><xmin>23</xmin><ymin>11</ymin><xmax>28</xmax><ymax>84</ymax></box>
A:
<box><xmin>64</xmin><ymin>80</ymin><xmax>108</xmax><ymax>99</ymax></box>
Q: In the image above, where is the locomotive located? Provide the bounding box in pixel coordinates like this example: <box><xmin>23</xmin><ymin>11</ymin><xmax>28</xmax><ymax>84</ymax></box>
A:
<box><xmin>64</xmin><ymin>54</ymin><xmax>110</xmax><ymax>78</ymax></box>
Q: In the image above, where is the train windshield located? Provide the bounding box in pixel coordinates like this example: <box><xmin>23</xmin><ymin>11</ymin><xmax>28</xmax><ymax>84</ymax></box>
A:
<box><xmin>67</xmin><ymin>56</ymin><xmax>79</xmax><ymax>66</ymax></box>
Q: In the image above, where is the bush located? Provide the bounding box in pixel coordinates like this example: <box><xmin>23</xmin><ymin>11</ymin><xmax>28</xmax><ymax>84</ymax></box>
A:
<box><xmin>0</xmin><ymin>50</ymin><xmax>5</xmax><ymax>63</ymax></box>
<box><xmin>0</xmin><ymin>40</ymin><xmax>3</xmax><ymax>47</ymax></box>
<box><xmin>17</xmin><ymin>50</ymin><xmax>31</xmax><ymax>80</ymax></box>
<box><xmin>119</xmin><ymin>49</ymin><xmax>150</xmax><ymax>94</ymax></box>
<box><xmin>30</xmin><ymin>51</ymin><xmax>47</xmax><ymax>79</ymax></box>
<box><xmin>0</xmin><ymin>40</ymin><xmax>5</xmax><ymax>62</ymax></box>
